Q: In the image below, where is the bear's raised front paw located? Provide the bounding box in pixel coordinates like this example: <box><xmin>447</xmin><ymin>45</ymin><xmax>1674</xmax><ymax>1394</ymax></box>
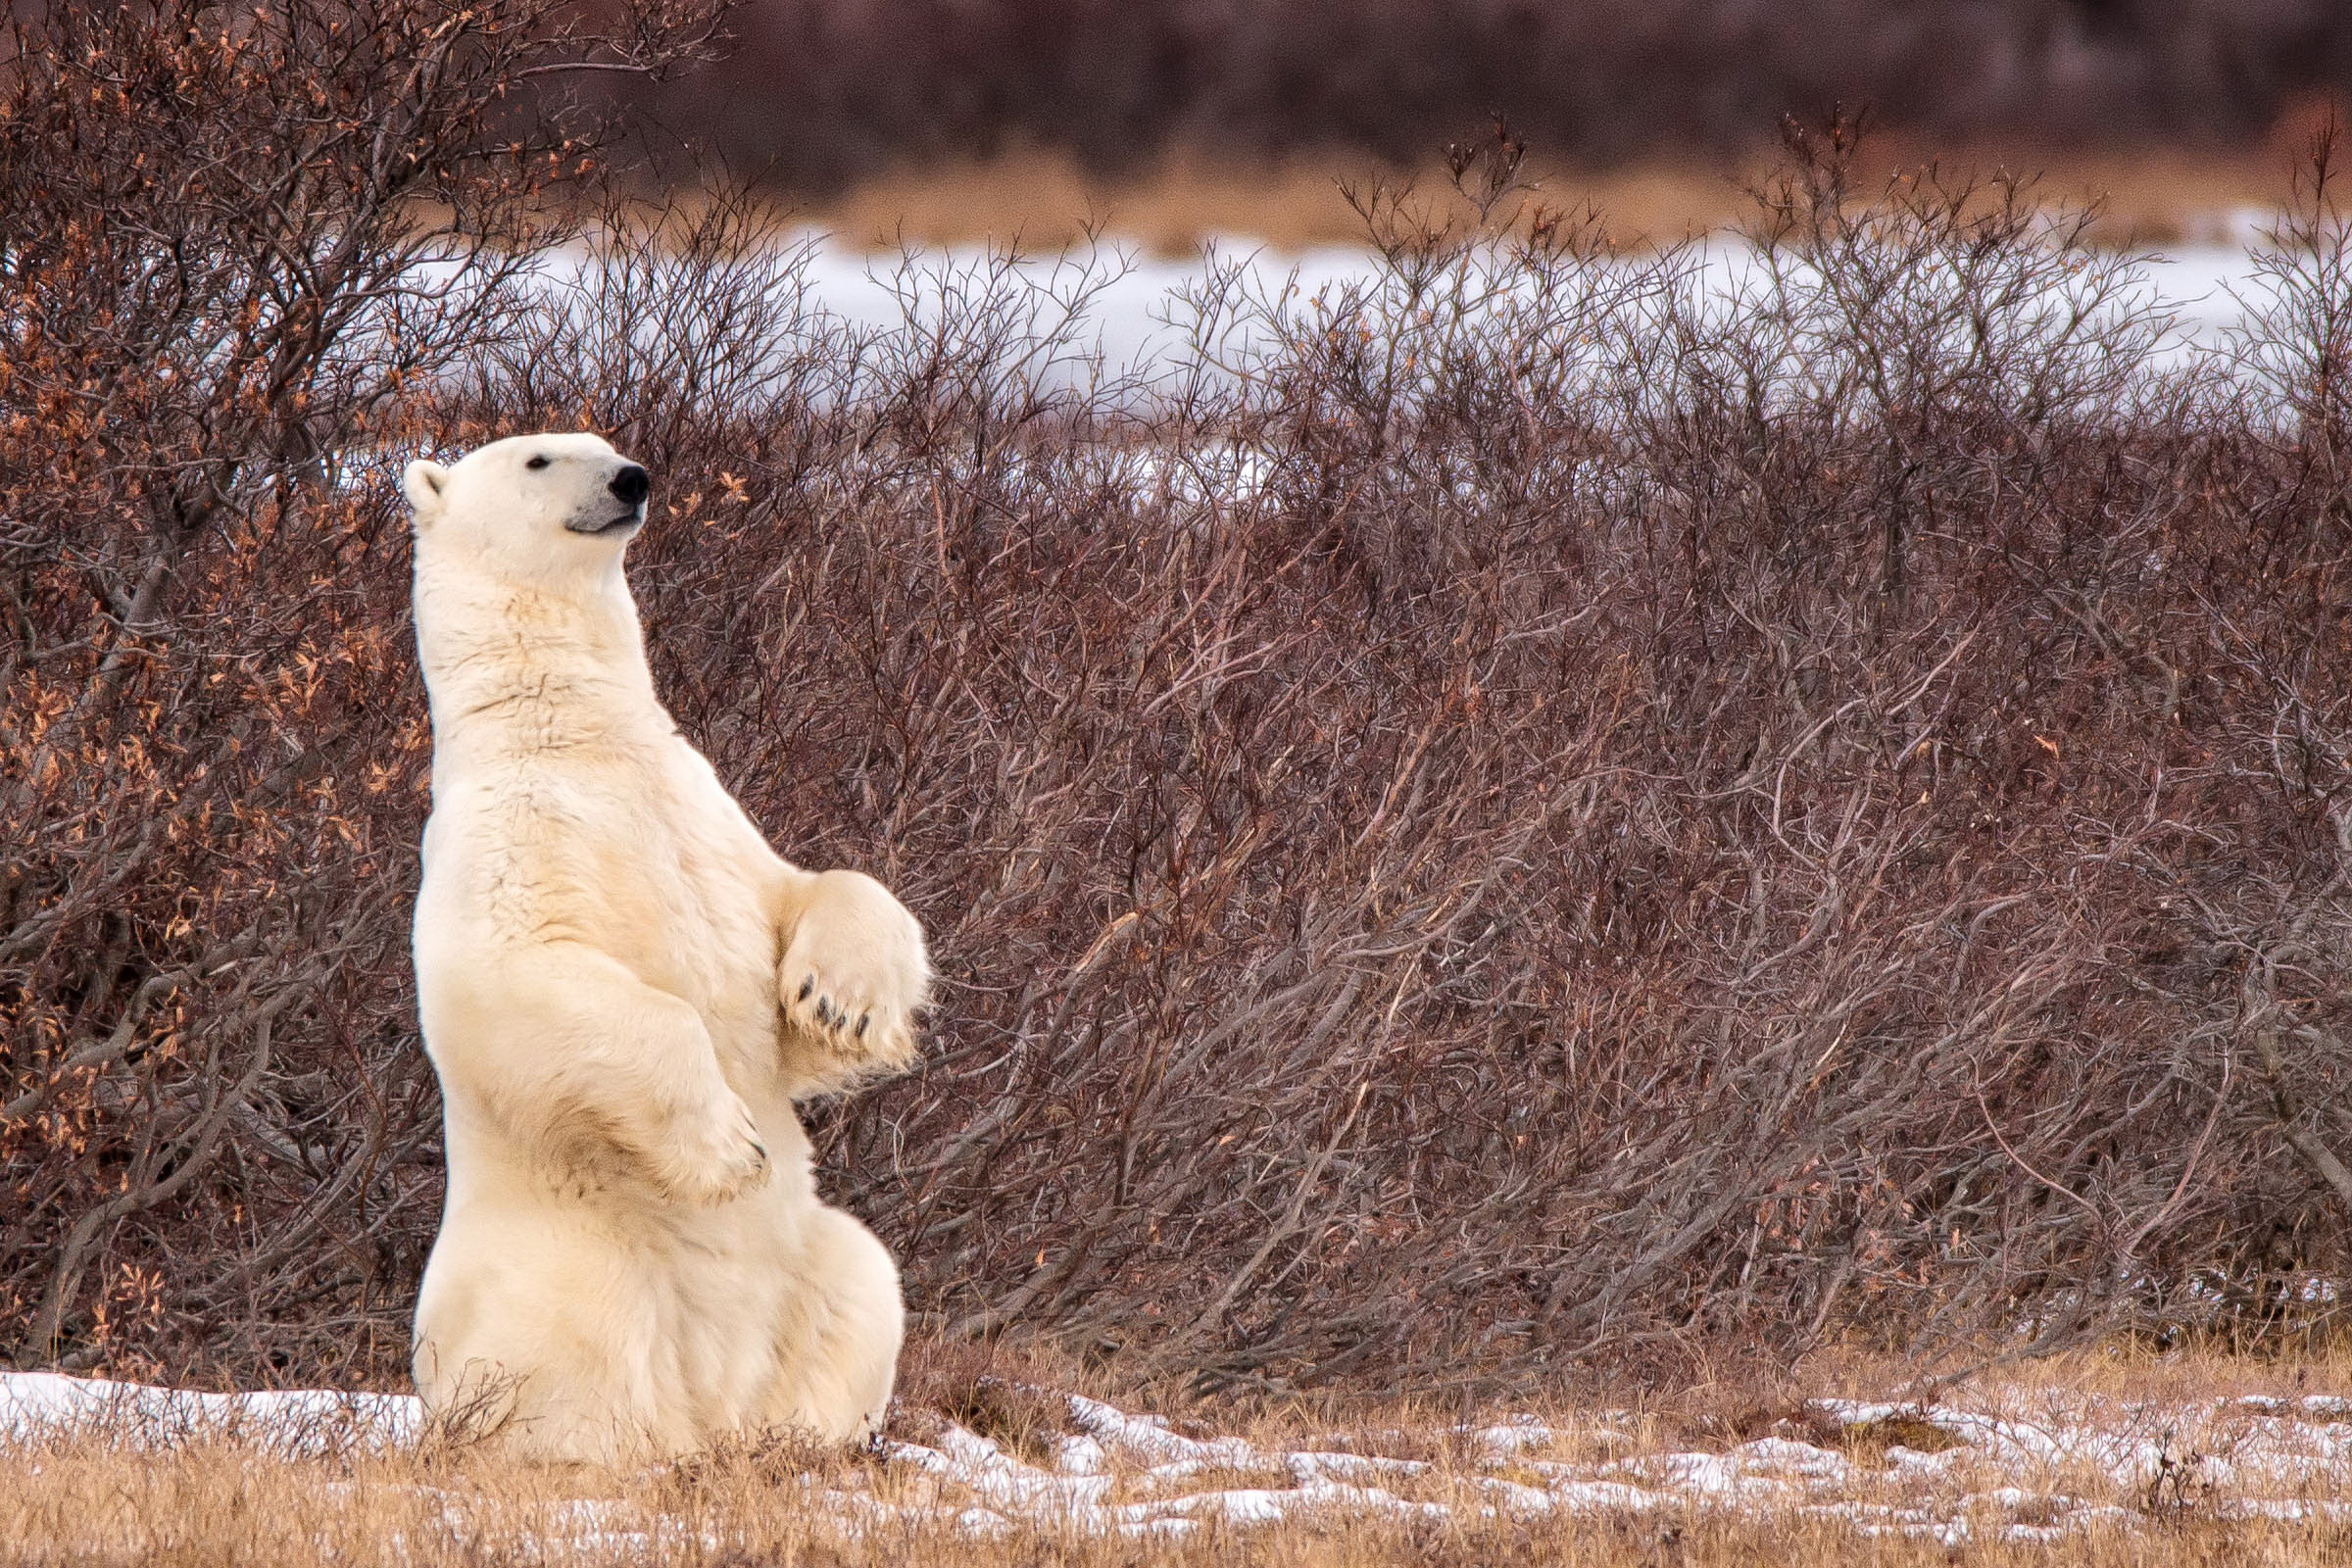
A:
<box><xmin>656</xmin><ymin>1090</ymin><xmax>770</xmax><ymax>1206</ymax></box>
<box><xmin>780</xmin><ymin>869</ymin><xmax>929</xmax><ymax>1075</ymax></box>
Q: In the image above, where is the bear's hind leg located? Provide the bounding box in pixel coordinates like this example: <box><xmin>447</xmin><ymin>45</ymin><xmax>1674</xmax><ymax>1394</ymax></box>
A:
<box><xmin>417</xmin><ymin>1334</ymin><xmax>656</xmax><ymax>1464</ymax></box>
<box><xmin>415</xmin><ymin>1223</ymin><xmax>691</xmax><ymax>1465</ymax></box>
<box><xmin>761</xmin><ymin>1204</ymin><xmax>905</xmax><ymax>1443</ymax></box>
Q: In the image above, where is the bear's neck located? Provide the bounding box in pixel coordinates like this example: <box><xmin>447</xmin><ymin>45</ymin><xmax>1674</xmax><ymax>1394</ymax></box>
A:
<box><xmin>413</xmin><ymin>560</ymin><xmax>664</xmax><ymax>757</ymax></box>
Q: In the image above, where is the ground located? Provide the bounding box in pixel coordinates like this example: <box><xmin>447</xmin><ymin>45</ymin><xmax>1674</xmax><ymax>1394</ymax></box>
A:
<box><xmin>5</xmin><ymin>1343</ymin><xmax>2352</xmax><ymax>1564</ymax></box>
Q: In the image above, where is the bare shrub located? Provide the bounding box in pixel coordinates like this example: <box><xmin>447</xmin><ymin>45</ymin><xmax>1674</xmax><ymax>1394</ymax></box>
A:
<box><xmin>0</xmin><ymin>0</ymin><xmax>727</xmax><ymax>1379</ymax></box>
<box><xmin>14</xmin><ymin>82</ymin><xmax>2352</xmax><ymax>1396</ymax></box>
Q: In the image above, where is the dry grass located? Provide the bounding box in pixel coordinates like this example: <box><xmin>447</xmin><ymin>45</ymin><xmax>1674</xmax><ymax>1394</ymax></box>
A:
<box><xmin>8</xmin><ymin>1343</ymin><xmax>2352</xmax><ymax>1565</ymax></box>
<box><xmin>785</xmin><ymin>143</ymin><xmax>1752</xmax><ymax>254</ymax></box>
<box><xmin>785</xmin><ymin>135</ymin><xmax>2320</xmax><ymax>254</ymax></box>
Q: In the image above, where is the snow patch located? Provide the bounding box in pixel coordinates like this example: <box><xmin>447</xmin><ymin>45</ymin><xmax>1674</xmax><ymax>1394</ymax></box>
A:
<box><xmin>0</xmin><ymin>1371</ymin><xmax>418</xmax><ymax>1454</ymax></box>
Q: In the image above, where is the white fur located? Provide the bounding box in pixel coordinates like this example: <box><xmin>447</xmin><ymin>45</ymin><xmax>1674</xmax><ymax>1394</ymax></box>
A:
<box><xmin>404</xmin><ymin>432</ymin><xmax>929</xmax><ymax>1463</ymax></box>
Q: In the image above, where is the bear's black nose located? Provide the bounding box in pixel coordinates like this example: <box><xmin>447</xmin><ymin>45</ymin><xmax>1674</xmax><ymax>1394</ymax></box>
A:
<box><xmin>609</xmin><ymin>465</ymin><xmax>650</xmax><ymax>507</ymax></box>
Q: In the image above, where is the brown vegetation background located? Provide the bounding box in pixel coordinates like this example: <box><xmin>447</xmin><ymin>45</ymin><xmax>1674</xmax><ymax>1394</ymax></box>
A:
<box><xmin>11</xmin><ymin>3</ymin><xmax>2352</xmax><ymax>1397</ymax></box>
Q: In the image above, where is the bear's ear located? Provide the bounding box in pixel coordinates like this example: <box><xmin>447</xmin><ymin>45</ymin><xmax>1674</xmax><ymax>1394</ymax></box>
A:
<box><xmin>402</xmin><ymin>459</ymin><xmax>450</xmax><ymax>521</ymax></box>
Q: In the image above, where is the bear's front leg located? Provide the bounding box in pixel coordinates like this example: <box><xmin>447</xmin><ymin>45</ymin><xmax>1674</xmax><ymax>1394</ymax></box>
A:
<box><xmin>429</xmin><ymin>945</ymin><xmax>772</xmax><ymax>1207</ymax></box>
<box><xmin>775</xmin><ymin>868</ymin><xmax>929</xmax><ymax>1091</ymax></box>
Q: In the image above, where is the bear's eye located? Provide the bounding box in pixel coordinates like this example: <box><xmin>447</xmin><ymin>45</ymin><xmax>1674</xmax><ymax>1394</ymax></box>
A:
<box><xmin>525</xmin><ymin>455</ymin><xmax>551</xmax><ymax>470</ymax></box>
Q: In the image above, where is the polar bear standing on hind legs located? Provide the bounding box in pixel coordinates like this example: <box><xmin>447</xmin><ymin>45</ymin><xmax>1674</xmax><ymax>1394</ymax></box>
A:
<box><xmin>403</xmin><ymin>432</ymin><xmax>929</xmax><ymax>1463</ymax></box>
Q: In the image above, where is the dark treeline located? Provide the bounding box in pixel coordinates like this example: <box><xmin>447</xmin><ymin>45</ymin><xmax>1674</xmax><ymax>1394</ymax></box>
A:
<box><xmin>631</xmin><ymin>0</ymin><xmax>2352</xmax><ymax>186</ymax></box>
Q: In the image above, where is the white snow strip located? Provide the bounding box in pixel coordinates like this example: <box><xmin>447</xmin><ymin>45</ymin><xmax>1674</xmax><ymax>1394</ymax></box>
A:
<box><xmin>0</xmin><ymin>1371</ymin><xmax>419</xmax><ymax>1454</ymax></box>
<box><xmin>1284</xmin><ymin>1449</ymin><xmax>1428</xmax><ymax>1483</ymax></box>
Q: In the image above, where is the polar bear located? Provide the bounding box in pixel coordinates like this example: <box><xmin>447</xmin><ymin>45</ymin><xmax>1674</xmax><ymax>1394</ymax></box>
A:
<box><xmin>402</xmin><ymin>431</ymin><xmax>928</xmax><ymax>1464</ymax></box>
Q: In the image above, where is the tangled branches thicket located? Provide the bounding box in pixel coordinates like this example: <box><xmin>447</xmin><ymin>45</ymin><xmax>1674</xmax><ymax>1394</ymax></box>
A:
<box><xmin>12</xmin><ymin>6</ymin><xmax>2352</xmax><ymax>1395</ymax></box>
<box><xmin>0</xmin><ymin>0</ymin><xmax>728</xmax><ymax>1378</ymax></box>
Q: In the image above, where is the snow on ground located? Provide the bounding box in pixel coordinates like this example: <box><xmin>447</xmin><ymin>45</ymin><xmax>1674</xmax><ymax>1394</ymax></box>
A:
<box><xmin>778</xmin><ymin>232</ymin><xmax>2282</xmax><ymax>373</ymax></box>
<box><xmin>791</xmin><ymin>230</ymin><xmax>2302</xmax><ymax>379</ymax></box>
<box><xmin>329</xmin><ymin>233</ymin><xmax>2302</xmax><ymax>504</ymax></box>
<box><xmin>6</xmin><ymin>1371</ymin><xmax>2352</xmax><ymax>1547</ymax></box>
<box><xmin>428</xmin><ymin>229</ymin><xmax>2294</xmax><ymax>391</ymax></box>
<box><xmin>0</xmin><ymin>1370</ymin><xmax>419</xmax><ymax>1454</ymax></box>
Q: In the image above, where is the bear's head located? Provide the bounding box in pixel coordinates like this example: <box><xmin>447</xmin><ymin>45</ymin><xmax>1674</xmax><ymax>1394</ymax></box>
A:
<box><xmin>403</xmin><ymin>432</ymin><xmax>651</xmax><ymax>586</ymax></box>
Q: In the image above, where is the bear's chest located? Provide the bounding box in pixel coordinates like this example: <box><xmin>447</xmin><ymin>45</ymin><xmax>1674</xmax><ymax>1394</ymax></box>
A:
<box><xmin>438</xmin><ymin>734</ymin><xmax>778</xmax><ymax>1047</ymax></box>
<box><xmin>598</xmin><ymin>758</ymin><xmax>779</xmax><ymax>1034</ymax></box>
